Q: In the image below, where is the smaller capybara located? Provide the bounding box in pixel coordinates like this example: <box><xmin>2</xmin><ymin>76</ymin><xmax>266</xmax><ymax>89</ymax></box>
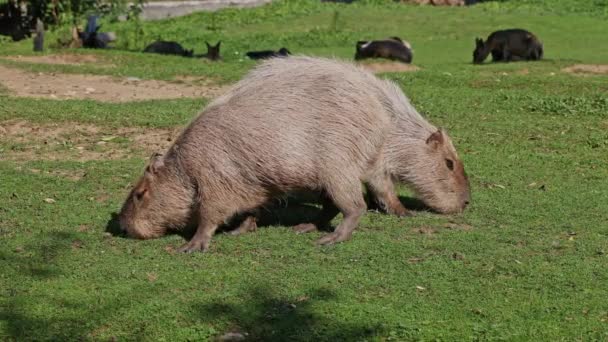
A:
<box><xmin>246</xmin><ymin>48</ymin><xmax>291</xmax><ymax>60</ymax></box>
<box><xmin>118</xmin><ymin>57</ymin><xmax>470</xmax><ymax>253</ymax></box>
<box><xmin>355</xmin><ymin>37</ymin><xmax>413</xmax><ymax>63</ymax></box>
<box><xmin>196</xmin><ymin>41</ymin><xmax>221</xmax><ymax>60</ymax></box>
<box><xmin>144</xmin><ymin>40</ymin><xmax>193</xmax><ymax>57</ymax></box>
<box><xmin>473</xmin><ymin>29</ymin><xmax>543</xmax><ymax>64</ymax></box>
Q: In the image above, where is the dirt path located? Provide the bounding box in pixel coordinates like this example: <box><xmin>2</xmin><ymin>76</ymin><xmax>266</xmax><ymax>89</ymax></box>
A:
<box><xmin>0</xmin><ymin>64</ymin><xmax>227</xmax><ymax>102</ymax></box>
<box><xmin>0</xmin><ymin>119</ymin><xmax>179</xmax><ymax>163</ymax></box>
<box><xmin>4</xmin><ymin>54</ymin><xmax>112</xmax><ymax>66</ymax></box>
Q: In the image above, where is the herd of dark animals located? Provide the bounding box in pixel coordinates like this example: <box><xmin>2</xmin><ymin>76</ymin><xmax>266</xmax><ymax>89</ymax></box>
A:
<box><xmin>141</xmin><ymin>28</ymin><xmax>543</xmax><ymax>64</ymax></box>
<box><xmin>2</xmin><ymin>1</ymin><xmax>544</xmax><ymax>65</ymax></box>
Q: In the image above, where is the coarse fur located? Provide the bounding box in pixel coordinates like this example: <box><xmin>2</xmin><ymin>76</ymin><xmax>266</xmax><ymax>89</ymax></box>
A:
<box><xmin>473</xmin><ymin>29</ymin><xmax>543</xmax><ymax>64</ymax></box>
<box><xmin>119</xmin><ymin>56</ymin><xmax>470</xmax><ymax>252</ymax></box>
<box><xmin>144</xmin><ymin>40</ymin><xmax>193</xmax><ymax>57</ymax></box>
<box><xmin>355</xmin><ymin>38</ymin><xmax>413</xmax><ymax>63</ymax></box>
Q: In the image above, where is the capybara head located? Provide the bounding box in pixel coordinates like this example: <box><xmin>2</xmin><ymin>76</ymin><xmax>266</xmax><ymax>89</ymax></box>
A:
<box><xmin>278</xmin><ymin>47</ymin><xmax>291</xmax><ymax>56</ymax></box>
<box><xmin>119</xmin><ymin>153</ymin><xmax>193</xmax><ymax>239</ymax></box>
<box><xmin>205</xmin><ymin>41</ymin><xmax>221</xmax><ymax>60</ymax></box>
<box><xmin>473</xmin><ymin>38</ymin><xmax>486</xmax><ymax>64</ymax></box>
<box><xmin>406</xmin><ymin>129</ymin><xmax>470</xmax><ymax>214</ymax></box>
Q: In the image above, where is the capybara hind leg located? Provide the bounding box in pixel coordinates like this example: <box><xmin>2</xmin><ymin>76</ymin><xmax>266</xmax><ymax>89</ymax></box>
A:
<box><xmin>316</xmin><ymin>183</ymin><xmax>366</xmax><ymax>245</ymax></box>
<box><xmin>230</xmin><ymin>215</ymin><xmax>258</xmax><ymax>236</ymax></box>
<box><xmin>293</xmin><ymin>198</ymin><xmax>339</xmax><ymax>234</ymax></box>
<box><xmin>366</xmin><ymin>173</ymin><xmax>411</xmax><ymax>217</ymax></box>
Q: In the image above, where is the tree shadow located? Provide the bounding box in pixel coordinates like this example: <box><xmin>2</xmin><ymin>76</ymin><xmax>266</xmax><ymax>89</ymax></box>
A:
<box><xmin>194</xmin><ymin>286</ymin><xmax>381</xmax><ymax>341</ymax></box>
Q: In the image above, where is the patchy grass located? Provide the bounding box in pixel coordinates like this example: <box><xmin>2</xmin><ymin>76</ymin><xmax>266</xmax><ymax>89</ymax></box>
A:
<box><xmin>1</xmin><ymin>0</ymin><xmax>607</xmax><ymax>340</ymax></box>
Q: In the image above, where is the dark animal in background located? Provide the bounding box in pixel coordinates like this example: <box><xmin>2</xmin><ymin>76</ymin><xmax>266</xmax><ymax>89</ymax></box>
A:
<box><xmin>246</xmin><ymin>47</ymin><xmax>291</xmax><ymax>60</ymax></box>
<box><xmin>79</xmin><ymin>16</ymin><xmax>116</xmax><ymax>49</ymax></box>
<box><xmin>196</xmin><ymin>41</ymin><xmax>221</xmax><ymax>60</ymax></box>
<box><xmin>118</xmin><ymin>57</ymin><xmax>470</xmax><ymax>253</ymax></box>
<box><xmin>144</xmin><ymin>41</ymin><xmax>194</xmax><ymax>57</ymax></box>
<box><xmin>473</xmin><ymin>29</ymin><xmax>543</xmax><ymax>64</ymax></box>
<box><xmin>0</xmin><ymin>0</ymin><xmax>30</xmax><ymax>41</ymax></box>
<box><xmin>355</xmin><ymin>37</ymin><xmax>413</xmax><ymax>63</ymax></box>
<box><xmin>33</xmin><ymin>18</ymin><xmax>44</xmax><ymax>52</ymax></box>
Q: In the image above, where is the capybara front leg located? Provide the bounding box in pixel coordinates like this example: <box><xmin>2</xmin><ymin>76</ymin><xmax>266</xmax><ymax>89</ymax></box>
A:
<box><xmin>316</xmin><ymin>184</ymin><xmax>366</xmax><ymax>245</ymax></box>
<box><xmin>178</xmin><ymin>218</ymin><xmax>219</xmax><ymax>253</ymax></box>
<box><xmin>366</xmin><ymin>173</ymin><xmax>411</xmax><ymax>217</ymax></box>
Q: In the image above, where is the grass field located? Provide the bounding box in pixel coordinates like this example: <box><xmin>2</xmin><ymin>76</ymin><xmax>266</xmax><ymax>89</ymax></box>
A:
<box><xmin>1</xmin><ymin>0</ymin><xmax>607</xmax><ymax>340</ymax></box>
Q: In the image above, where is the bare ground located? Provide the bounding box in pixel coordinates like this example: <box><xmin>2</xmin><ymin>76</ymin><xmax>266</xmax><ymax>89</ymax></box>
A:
<box><xmin>0</xmin><ymin>119</ymin><xmax>180</xmax><ymax>163</ymax></box>
<box><xmin>4</xmin><ymin>54</ymin><xmax>112</xmax><ymax>66</ymax></box>
<box><xmin>0</xmin><ymin>64</ymin><xmax>227</xmax><ymax>102</ymax></box>
<box><xmin>562</xmin><ymin>64</ymin><xmax>608</xmax><ymax>75</ymax></box>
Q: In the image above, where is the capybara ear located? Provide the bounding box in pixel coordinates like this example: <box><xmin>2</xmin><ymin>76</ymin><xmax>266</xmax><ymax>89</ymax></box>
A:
<box><xmin>146</xmin><ymin>153</ymin><xmax>165</xmax><ymax>175</ymax></box>
<box><xmin>215</xmin><ymin>41</ymin><xmax>221</xmax><ymax>48</ymax></box>
<box><xmin>205</xmin><ymin>41</ymin><xmax>211</xmax><ymax>48</ymax></box>
<box><xmin>426</xmin><ymin>129</ymin><xmax>445</xmax><ymax>149</ymax></box>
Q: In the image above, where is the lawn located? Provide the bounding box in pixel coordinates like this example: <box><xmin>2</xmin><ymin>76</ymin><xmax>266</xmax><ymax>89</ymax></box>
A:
<box><xmin>1</xmin><ymin>0</ymin><xmax>607</xmax><ymax>340</ymax></box>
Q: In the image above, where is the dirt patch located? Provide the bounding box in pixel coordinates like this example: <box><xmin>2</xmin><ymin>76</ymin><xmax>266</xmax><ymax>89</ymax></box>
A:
<box><xmin>360</xmin><ymin>62</ymin><xmax>419</xmax><ymax>73</ymax></box>
<box><xmin>0</xmin><ymin>119</ymin><xmax>180</xmax><ymax>162</ymax></box>
<box><xmin>562</xmin><ymin>64</ymin><xmax>608</xmax><ymax>75</ymax></box>
<box><xmin>4</xmin><ymin>54</ymin><xmax>110</xmax><ymax>66</ymax></box>
<box><xmin>0</xmin><ymin>65</ymin><xmax>227</xmax><ymax>102</ymax></box>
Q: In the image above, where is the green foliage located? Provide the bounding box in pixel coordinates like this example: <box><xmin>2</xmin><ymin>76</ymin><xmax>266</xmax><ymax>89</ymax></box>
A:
<box><xmin>26</xmin><ymin>0</ymin><xmax>146</xmax><ymax>27</ymax></box>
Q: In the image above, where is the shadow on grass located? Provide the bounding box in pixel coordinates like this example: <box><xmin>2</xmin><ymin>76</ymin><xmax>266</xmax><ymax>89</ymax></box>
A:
<box><xmin>195</xmin><ymin>286</ymin><xmax>381</xmax><ymax>341</ymax></box>
<box><xmin>0</xmin><ymin>231</ymin><xmax>107</xmax><ymax>340</ymax></box>
<box><xmin>104</xmin><ymin>194</ymin><xmax>431</xmax><ymax>239</ymax></box>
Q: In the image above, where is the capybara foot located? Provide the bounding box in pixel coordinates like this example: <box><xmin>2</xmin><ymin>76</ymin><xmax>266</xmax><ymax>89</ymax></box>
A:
<box><xmin>293</xmin><ymin>223</ymin><xmax>319</xmax><ymax>234</ymax></box>
<box><xmin>389</xmin><ymin>205</ymin><xmax>413</xmax><ymax>217</ymax></box>
<box><xmin>316</xmin><ymin>231</ymin><xmax>352</xmax><ymax>245</ymax></box>
<box><xmin>177</xmin><ymin>240</ymin><xmax>208</xmax><ymax>253</ymax></box>
<box><xmin>230</xmin><ymin>217</ymin><xmax>257</xmax><ymax>236</ymax></box>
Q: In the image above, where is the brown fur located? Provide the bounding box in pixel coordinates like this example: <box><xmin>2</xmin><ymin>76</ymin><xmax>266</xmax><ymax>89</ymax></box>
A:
<box><xmin>118</xmin><ymin>56</ymin><xmax>470</xmax><ymax>252</ymax></box>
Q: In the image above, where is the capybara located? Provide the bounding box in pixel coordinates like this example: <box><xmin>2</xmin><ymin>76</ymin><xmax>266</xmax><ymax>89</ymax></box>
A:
<box><xmin>144</xmin><ymin>40</ymin><xmax>194</xmax><ymax>57</ymax></box>
<box><xmin>473</xmin><ymin>29</ymin><xmax>543</xmax><ymax>64</ymax></box>
<box><xmin>197</xmin><ymin>41</ymin><xmax>221</xmax><ymax>60</ymax></box>
<box><xmin>119</xmin><ymin>56</ymin><xmax>470</xmax><ymax>253</ymax></box>
<box><xmin>246</xmin><ymin>48</ymin><xmax>291</xmax><ymax>60</ymax></box>
<box><xmin>355</xmin><ymin>37</ymin><xmax>413</xmax><ymax>63</ymax></box>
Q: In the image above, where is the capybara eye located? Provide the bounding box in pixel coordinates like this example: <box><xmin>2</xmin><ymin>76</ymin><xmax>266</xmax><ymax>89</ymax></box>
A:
<box><xmin>445</xmin><ymin>159</ymin><xmax>454</xmax><ymax>171</ymax></box>
<box><xmin>135</xmin><ymin>189</ymin><xmax>147</xmax><ymax>201</ymax></box>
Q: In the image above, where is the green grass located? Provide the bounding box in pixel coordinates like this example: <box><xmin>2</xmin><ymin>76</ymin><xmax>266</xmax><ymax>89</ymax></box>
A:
<box><xmin>1</xmin><ymin>0</ymin><xmax>608</xmax><ymax>340</ymax></box>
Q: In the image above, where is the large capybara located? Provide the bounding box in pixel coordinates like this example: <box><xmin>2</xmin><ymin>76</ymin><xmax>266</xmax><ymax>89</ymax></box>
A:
<box><xmin>355</xmin><ymin>37</ymin><xmax>413</xmax><ymax>63</ymax></box>
<box><xmin>144</xmin><ymin>40</ymin><xmax>194</xmax><ymax>57</ymax></box>
<box><xmin>118</xmin><ymin>56</ymin><xmax>470</xmax><ymax>253</ymax></box>
<box><xmin>473</xmin><ymin>29</ymin><xmax>543</xmax><ymax>64</ymax></box>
